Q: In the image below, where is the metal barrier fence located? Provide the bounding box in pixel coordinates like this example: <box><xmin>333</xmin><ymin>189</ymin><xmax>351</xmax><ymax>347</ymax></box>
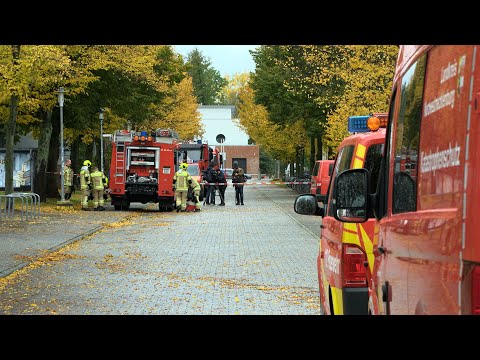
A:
<box><xmin>284</xmin><ymin>176</ymin><xmax>311</xmax><ymax>194</ymax></box>
<box><xmin>0</xmin><ymin>192</ymin><xmax>40</xmax><ymax>222</ymax></box>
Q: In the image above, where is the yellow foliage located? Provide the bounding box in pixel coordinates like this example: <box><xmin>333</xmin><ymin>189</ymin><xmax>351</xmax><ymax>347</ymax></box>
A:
<box><xmin>144</xmin><ymin>76</ymin><xmax>203</xmax><ymax>140</ymax></box>
<box><xmin>237</xmin><ymin>81</ymin><xmax>308</xmax><ymax>161</ymax></box>
<box><xmin>325</xmin><ymin>45</ymin><xmax>397</xmax><ymax>154</ymax></box>
<box><xmin>278</xmin><ymin>45</ymin><xmax>398</xmax><ymax>154</ymax></box>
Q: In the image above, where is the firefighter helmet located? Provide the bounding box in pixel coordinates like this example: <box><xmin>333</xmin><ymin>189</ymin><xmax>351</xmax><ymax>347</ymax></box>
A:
<box><xmin>83</xmin><ymin>160</ymin><xmax>92</xmax><ymax>167</ymax></box>
<box><xmin>180</xmin><ymin>163</ymin><xmax>188</xmax><ymax>170</ymax></box>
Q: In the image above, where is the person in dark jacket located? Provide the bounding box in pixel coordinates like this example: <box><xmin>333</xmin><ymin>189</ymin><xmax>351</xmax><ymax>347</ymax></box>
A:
<box><xmin>204</xmin><ymin>161</ymin><xmax>218</xmax><ymax>205</ymax></box>
<box><xmin>215</xmin><ymin>166</ymin><xmax>227</xmax><ymax>206</ymax></box>
<box><xmin>232</xmin><ymin>161</ymin><xmax>245</xmax><ymax>205</ymax></box>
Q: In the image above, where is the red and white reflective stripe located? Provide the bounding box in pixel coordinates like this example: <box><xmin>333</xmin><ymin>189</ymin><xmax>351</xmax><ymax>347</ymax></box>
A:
<box><xmin>202</xmin><ymin>182</ymin><xmax>311</xmax><ymax>185</ymax></box>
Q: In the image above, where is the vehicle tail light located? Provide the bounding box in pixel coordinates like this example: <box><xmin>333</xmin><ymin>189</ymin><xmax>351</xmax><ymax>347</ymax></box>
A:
<box><xmin>472</xmin><ymin>265</ymin><xmax>480</xmax><ymax>315</ymax></box>
<box><xmin>342</xmin><ymin>244</ymin><xmax>367</xmax><ymax>287</ymax></box>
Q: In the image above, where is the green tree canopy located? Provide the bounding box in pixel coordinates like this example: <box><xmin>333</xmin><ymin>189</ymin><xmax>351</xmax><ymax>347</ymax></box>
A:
<box><xmin>185</xmin><ymin>48</ymin><xmax>227</xmax><ymax>105</ymax></box>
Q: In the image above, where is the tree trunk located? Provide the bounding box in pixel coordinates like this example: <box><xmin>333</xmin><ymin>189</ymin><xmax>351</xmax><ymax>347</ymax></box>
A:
<box><xmin>70</xmin><ymin>137</ymin><xmax>80</xmax><ymax>175</ymax></box>
<box><xmin>92</xmin><ymin>140</ymin><xmax>97</xmax><ymax>167</ymax></box>
<box><xmin>295</xmin><ymin>147</ymin><xmax>301</xmax><ymax>177</ymax></box>
<box><xmin>4</xmin><ymin>45</ymin><xmax>21</xmax><ymax>195</ymax></box>
<box><xmin>4</xmin><ymin>94</ymin><xmax>18</xmax><ymax>195</ymax></box>
<box><xmin>34</xmin><ymin>109</ymin><xmax>53</xmax><ymax>202</ymax></box>
<box><xmin>86</xmin><ymin>142</ymin><xmax>94</xmax><ymax>165</ymax></box>
<box><xmin>316</xmin><ymin>132</ymin><xmax>323</xmax><ymax>160</ymax></box>
<box><xmin>310</xmin><ymin>135</ymin><xmax>315</xmax><ymax>173</ymax></box>
<box><xmin>46</xmin><ymin>110</ymin><xmax>60</xmax><ymax>199</ymax></box>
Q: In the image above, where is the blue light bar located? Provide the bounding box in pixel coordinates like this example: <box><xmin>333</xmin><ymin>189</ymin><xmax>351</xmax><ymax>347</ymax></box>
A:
<box><xmin>141</xmin><ymin>131</ymin><xmax>147</xmax><ymax>137</ymax></box>
<box><xmin>348</xmin><ymin>115</ymin><xmax>370</xmax><ymax>133</ymax></box>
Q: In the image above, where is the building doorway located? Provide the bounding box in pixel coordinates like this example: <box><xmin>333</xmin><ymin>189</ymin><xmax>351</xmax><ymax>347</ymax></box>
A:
<box><xmin>232</xmin><ymin>158</ymin><xmax>246</xmax><ymax>171</ymax></box>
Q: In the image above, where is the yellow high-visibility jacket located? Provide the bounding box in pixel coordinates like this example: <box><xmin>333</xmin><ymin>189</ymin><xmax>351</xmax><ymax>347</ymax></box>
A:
<box><xmin>173</xmin><ymin>169</ymin><xmax>192</xmax><ymax>191</ymax></box>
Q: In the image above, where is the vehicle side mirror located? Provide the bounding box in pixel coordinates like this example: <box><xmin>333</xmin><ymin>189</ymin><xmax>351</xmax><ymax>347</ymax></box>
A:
<box><xmin>332</xmin><ymin>168</ymin><xmax>368</xmax><ymax>222</ymax></box>
<box><xmin>294</xmin><ymin>194</ymin><xmax>324</xmax><ymax>217</ymax></box>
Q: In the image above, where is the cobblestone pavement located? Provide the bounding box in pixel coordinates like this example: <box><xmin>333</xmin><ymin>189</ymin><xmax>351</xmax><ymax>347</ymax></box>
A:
<box><xmin>0</xmin><ymin>184</ymin><xmax>323</xmax><ymax>315</ymax></box>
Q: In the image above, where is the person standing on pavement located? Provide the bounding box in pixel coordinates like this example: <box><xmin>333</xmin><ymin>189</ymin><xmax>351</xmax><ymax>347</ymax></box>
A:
<box><xmin>215</xmin><ymin>166</ymin><xmax>227</xmax><ymax>206</ymax></box>
<box><xmin>204</xmin><ymin>160</ymin><xmax>218</xmax><ymax>205</ymax></box>
<box><xmin>80</xmin><ymin>160</ymin><xmax>92</xmax><ymax>210</ymax></box>
<box><xmin>173</xmin><ymin>162</ymin><xmax>193</xmax><ymax>212</ymax></box>
<box><xmin>63</xmin><ymin>159</ymin><xmax>74</xmax><ymax>200</ymax></box>
<box><xmin>232</xmin><ymin>161</ymin><xmax>245</xmax><ymax>205</ymax></box>
<box><xmin>189</xmin><ymin>175</ymin><xmax>202</xmax><ymax>212</ymax></box>
<box><xmin>90</xmin><ymin>165</ymin><xmax>107</xmax><ymax>211</ymax></box>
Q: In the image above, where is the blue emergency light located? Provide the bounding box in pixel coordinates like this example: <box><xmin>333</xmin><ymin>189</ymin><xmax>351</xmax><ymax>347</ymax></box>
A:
<box><xmin>348</xmin><ymin>115</ymin><xmax>371</xmax><ymax>133</ymax></box>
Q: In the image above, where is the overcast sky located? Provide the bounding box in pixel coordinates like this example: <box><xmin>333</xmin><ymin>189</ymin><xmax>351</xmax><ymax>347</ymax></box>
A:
<box><xmin>174</xmin><ymin>45</ymin><xmax>259</xmax><ymax>77</ymax></box>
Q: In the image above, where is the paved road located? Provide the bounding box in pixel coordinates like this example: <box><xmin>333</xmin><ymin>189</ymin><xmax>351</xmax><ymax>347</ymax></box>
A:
<box><xmin>0</xmin><ymin>184</ymin><xmax>323</xmax><ymax>315</ymax></box>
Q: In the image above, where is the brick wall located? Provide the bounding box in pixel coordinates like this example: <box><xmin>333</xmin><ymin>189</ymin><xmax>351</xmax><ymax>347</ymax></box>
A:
<box><xmin>223</xmin><ymin>145</ymin><xmax>259</xmax><ymax>177</ymax></box>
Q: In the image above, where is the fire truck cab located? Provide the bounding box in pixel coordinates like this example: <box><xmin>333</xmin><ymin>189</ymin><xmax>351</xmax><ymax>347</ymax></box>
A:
<box><xmin>178</xmin><ymin>141</ymin><xmax>213</xmax><ymax>200</ymax></box>
<box><xmin>108</xmin><ymin>128</ymin><xmax>180</xmax><ymax>211</ymax></box>
<box><xmin>295</xmin><ymin>114</ymin><xmax>387</xmax><ymax>315</ymax></box>
<box><xmin>332</xmin><ymin>45</ymin><xmax>480</xmax><ymax>315</ymax></box>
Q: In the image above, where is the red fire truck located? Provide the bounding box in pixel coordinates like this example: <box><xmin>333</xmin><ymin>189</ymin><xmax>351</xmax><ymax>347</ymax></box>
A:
<box><xmin>178</xmin><ymin>141</ymin><xmax>210</xmax><ymax>173</ymax></box>
<box><xmin>108</xmin><ymin>128</ymin><xmax>180</xmax><ymax>211</ymax></box>
<box><xmin>332</xmin><ymin>45</ymin><xmax>480</xmax><ymax>315</ymax></box>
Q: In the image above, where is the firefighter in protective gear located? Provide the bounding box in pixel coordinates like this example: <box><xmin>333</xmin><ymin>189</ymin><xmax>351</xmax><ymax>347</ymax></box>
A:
<box><xmin>189</xmin><ymin>175</ymin><xmax>202</xmax><ymax>212</ymax></box>
<box><xmin>90</xmin><ymin>165</ymin><xmax>106</xmax><ymax>211</ymax></box>
<box><xmin>173</xmin><ymin>162</ymin><xmax>193</xmax><ymax>212</ymax></box>
<box><xmin>63</xmin><ymin>159</ymin><xmax>74</xmax><ymax>200</ymax></box>
<box><xmin>80</xmin><ymin>160</ymin><xmax>91</xmax><ymax>210</ymax></box>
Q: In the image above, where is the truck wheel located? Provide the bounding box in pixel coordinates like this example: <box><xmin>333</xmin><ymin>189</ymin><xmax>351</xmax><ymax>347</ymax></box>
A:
<box><xmin>114</xmin><ymin>204</ymin><xmax>121</xmax><ymax>211</ymax></box>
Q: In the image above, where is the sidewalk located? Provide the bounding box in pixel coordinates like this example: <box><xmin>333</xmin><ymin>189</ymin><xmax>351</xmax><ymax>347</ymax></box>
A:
<box><xmin>0</xmin><ymin>203</ymin><xmax>129</xmax><ymax>278</ymax></box>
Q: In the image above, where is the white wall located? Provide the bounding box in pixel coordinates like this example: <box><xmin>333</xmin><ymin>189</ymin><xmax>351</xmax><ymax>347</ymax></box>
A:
<box><xmin>198</xmin><ymin>105</ymin><xmax>250</xmax><ymax>146</ymax></box>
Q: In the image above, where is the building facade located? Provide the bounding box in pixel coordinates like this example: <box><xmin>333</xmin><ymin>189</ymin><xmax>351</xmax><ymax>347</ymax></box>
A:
<box><xmin>198</xmin><ymin>105</ymin><xmax>259</xmax><ymax>178</ymax></box>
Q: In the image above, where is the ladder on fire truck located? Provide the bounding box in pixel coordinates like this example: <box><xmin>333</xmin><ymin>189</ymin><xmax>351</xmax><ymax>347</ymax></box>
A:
<box><xmin>113</xmin><ymin>130</ymin><xmax>133</xmax><ymax>185</ymax></box>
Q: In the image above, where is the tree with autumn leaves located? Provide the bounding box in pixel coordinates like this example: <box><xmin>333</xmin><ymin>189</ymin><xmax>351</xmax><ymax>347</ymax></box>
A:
<box><xmin>235</xmin><ymin>45</ymin><xmax>398</xmax><ymax>178</ymax></box>
<box><xmin>280</xmin><ymin>45</ymin><xmax>398</xmax><ymax>154</ymax></box>
<box><xmin>0</xmin><ymin>45</ymin><xmax>202</xmax><ymax>200</ymax></box>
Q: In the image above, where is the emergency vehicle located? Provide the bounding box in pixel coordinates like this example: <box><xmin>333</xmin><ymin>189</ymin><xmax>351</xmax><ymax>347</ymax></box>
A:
<box><xmin>178</xmin><ymin>141</ymin><xmax>221</xmax><ymax>199</ymax></box>
<box><xmin>309</xmin><ymin>160</ymin><xmax>335</xmax><ymax>203</ymax></box>
<box><xmin>332</xmin><ymin>45</ymin><xmax>480</xmax><ymax>315</ymax></box>
<box><xmin>108</xmin><ymin>128</ymin><xmax>180</xmax><ymax>211</ymax></box>
<box><xmin>295</xmin><ymin>113</ymin><xmax>387</xmax><ymax>315</ymax></box>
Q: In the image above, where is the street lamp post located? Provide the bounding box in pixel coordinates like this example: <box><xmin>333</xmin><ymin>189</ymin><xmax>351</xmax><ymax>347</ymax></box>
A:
<box><xmin>57</xmin><ymin>87</ymin><xmax>66</xmax><ymax>202</ymax></box>
<box><xmin>99</xmin><ymin>108</ymin><xmax>104</xmax><ymax>173</ymax></box>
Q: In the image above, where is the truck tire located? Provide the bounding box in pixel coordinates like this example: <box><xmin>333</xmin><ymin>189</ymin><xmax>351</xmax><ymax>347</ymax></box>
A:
<box><xmin>114</xmin><ymin>204</ymin><xmax>121</xmax><ymax>211</ymax></box>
